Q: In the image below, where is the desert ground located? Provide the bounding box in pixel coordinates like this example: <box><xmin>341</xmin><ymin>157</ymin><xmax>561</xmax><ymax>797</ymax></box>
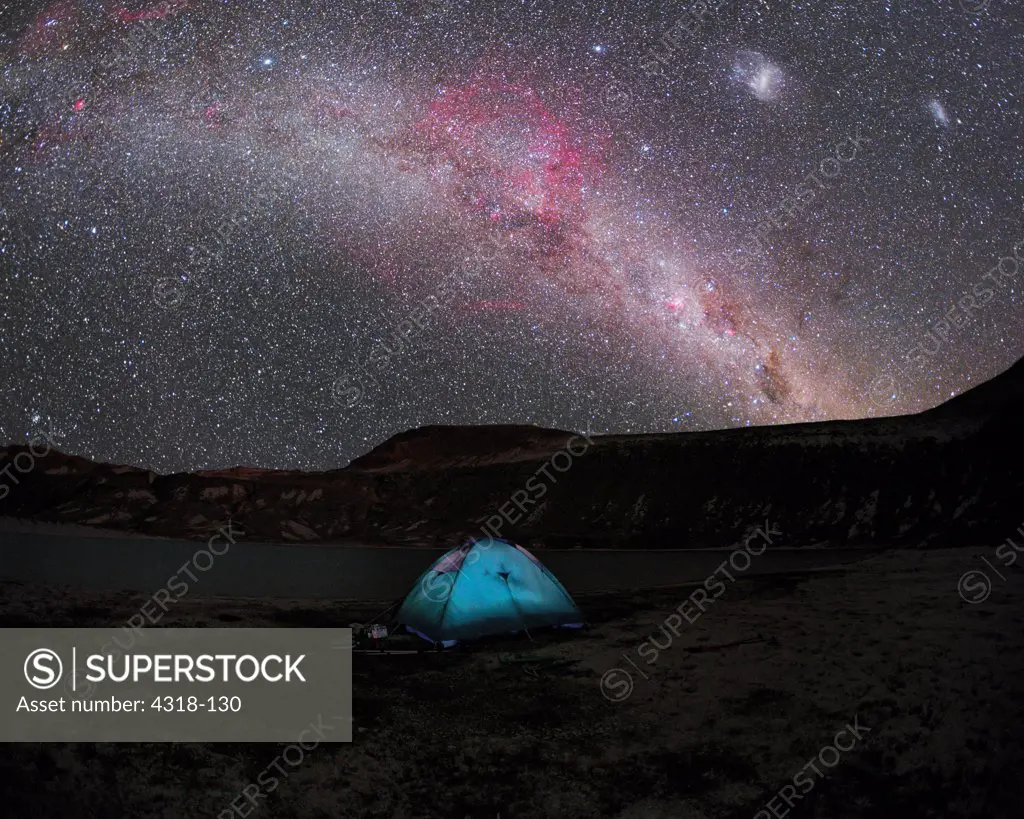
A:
<box><xmin>0</xmin><ymin>546</ymin><xmax>1021</xmax><ymax>819</ymax></box>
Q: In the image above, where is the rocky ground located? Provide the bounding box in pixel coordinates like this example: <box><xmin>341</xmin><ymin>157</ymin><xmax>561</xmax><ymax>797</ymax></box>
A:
<box><xmin>0</xmin><ymin>546</ymin><xmax>1021</xmax><ymax>818</ymax></box>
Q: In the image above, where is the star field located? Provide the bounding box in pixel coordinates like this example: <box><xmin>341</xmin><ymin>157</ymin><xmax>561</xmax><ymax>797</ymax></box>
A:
<box><xmin>1</xmin><ymin>0</ymin><xmax>1021</xmax><ymax>472</ymax></box>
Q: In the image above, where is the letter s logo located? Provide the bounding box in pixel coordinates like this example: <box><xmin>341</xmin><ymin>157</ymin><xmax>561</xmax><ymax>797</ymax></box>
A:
<box><xmin>332</xmin><ymin>373</ymin><xmax>364</xmax><ymax>408</ymax></box>
<box><xmin>24</xmin><ymin>648</ymin><xmax>63</xmax><ymax>690</ymax></box>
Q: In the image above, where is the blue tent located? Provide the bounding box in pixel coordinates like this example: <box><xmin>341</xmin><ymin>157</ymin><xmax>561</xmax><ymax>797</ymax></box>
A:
<box><xmin>393</xmin><ymin>538</ymin><xmax>585</xmax><ymax>645</ymax></box>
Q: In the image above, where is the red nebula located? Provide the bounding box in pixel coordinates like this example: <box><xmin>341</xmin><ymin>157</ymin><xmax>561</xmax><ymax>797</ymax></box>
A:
<box><xmin>410</xmin><ymin>79</ymin><xmax>605</xmax><ymax>231</ymax></box>
<box><xmin>203</xmin><ymin>103</ymin><xmax>223</xmax><ymax>129</ymax></box>
<box><xmin>18</xmin><ymin>1</ymin><xmax>79</xmax><ymax>55</ymax></box>
<box><xmin>392</xmin><ymin>76</ymin><xmax>625</xmax><ymax>327</ymax></box>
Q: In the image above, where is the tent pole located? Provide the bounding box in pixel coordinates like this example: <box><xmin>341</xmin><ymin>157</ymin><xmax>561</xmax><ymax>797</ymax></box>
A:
<box><xmin>502</xmin><ymin>576</ymin><xmax>533</xmax><ymax>642</ymax></box>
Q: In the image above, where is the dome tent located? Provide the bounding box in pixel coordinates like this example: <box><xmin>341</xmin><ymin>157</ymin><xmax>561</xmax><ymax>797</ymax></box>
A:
<box><xmin>393</xmin><ymin>537</ymin><xmax>584</xmax><ymax>646</ymax></box>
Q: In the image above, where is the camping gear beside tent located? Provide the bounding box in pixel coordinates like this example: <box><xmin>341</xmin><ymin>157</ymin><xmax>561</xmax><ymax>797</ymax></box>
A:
<box><xmin>392</xmin><ymin>537</ymin><xmax>584</xmax><ymax>646</ymax></box>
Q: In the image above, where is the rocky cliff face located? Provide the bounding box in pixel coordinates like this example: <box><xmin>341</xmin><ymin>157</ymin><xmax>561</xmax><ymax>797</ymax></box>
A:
<box><xmin>2</xmin><ymin>359</ymin><xmax>1022</xmax><ymax>548</ymax></box>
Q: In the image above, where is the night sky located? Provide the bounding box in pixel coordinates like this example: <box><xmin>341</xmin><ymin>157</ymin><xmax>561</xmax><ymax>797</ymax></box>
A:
<box><xmin>1</xmin><ymin>0</ymin><xmax>1021</xmax><ymax>472</ymax></box>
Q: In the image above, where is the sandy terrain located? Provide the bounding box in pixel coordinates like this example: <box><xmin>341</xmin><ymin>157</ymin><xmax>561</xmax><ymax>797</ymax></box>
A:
<box><xmin>0</xmin><ymin>546</ymin><xmax>1020</xmax><ymax>818</ymax></box>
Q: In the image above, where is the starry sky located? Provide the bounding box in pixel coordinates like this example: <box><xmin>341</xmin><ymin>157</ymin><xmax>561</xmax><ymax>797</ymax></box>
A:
<box><xmin>0</xmin><ymin>0</ymin><xmax>1021</xmax><ymax>472</ymax></box>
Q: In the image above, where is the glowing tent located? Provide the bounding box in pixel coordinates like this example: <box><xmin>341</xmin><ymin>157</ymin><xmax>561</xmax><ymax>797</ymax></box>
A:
<box><xmin>393</xmin><ymin>538</ymin><xmax>584</xmax><ymax>646</ymax></box>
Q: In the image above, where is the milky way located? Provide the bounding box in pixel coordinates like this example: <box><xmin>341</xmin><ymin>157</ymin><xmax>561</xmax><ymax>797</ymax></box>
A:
<box><xmin>1</xmin><ymin>0</ymin><xmax>1021</xmax><ymax>471</ymax></box>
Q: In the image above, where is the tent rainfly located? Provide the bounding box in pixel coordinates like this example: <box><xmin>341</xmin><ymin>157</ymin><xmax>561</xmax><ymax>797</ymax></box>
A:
<box><xmin>393</xmin><ymin>538</ymin><xmax>584</xmax><ymax>646</ymax></box>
